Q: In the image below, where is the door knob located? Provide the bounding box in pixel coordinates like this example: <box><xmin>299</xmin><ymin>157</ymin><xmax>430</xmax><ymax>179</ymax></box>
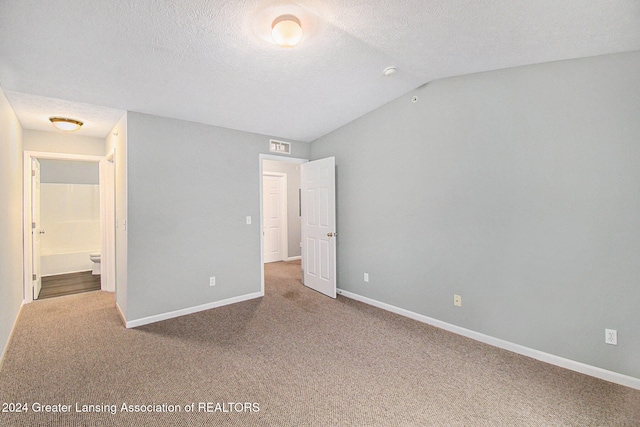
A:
<box><xmin>39</xmin><ymin>230</ymin><xmax>45</xmax><ymax>235</ymax></box>
<box><xmin>326</xmin><ymin>232</ymin><xmax>337</xmax><ymax>237</ymax></box>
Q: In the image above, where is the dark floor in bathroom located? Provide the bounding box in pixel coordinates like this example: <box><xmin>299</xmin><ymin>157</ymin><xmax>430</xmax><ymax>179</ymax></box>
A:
<box><xmin>38</xmin><ymin>271</ymin><xmax>101</xmax><ymax>300</ymax></box>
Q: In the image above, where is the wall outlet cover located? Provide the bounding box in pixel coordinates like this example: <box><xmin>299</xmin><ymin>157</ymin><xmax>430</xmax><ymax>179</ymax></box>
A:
<box><xmin>605</xmin><ymin>329</ymin><xmax>617</xmax><ymax>345</ymax></box>
<box><xmin>454</xmin><ymin>294</ymin><xmax>462</xmax><ymax>307</ymax></box>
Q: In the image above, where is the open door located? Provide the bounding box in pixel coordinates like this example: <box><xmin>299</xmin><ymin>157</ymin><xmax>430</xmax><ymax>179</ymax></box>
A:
<box><xmin>301</xmin><ymin>157</ymin><xmax>336</xmax><ymax>298</ymax></box>
<box><xmin>31</xmin><ymin>158</ymin><xmax>42</xmax><ymax>300</ymax></box>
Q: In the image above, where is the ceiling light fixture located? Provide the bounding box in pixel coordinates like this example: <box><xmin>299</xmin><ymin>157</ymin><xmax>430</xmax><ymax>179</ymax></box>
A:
<box><xmin>272</xmin><ymin>15</ymin><xmax>302</xmax><ymax>48</ymax></box>
<box><xmin>383</xmin><ymin>66</ymin><xmax>397</xmax><ymax>76</ymax></box>
<box><xmin>49</xmin><ymin>117</ymin><xmax>83</xmax><ymax>132</ymax></box>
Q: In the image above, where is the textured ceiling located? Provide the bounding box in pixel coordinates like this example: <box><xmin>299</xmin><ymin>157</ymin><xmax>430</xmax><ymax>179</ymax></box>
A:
<box><xmin>1</xmin><ymin>0</ymin><xmax>639</xmax><ymax>142</ymax></box>
<box><xmin>4</xmin><ymin>91</ymin><xmax>125</xmax><ymax>138</ymax></box>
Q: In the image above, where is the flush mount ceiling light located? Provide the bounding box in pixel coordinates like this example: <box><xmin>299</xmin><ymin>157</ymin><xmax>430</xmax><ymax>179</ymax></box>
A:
<box><xmin>49</xmin><ymin>117</ymin><xmax>83</xmax><ymax>132</ymax></box>
<box><xmin>271</xmin><ymin>14</ymin><xmax>302</xmax><ymax>48</ymax></box>
<box><xmin>383</xmin><ymin>66</ymin><xmax>397</xmax><ymax>76</ymax></box>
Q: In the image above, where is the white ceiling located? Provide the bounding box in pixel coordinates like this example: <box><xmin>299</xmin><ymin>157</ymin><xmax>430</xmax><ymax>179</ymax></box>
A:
<box><xmin>3</xmin><ymin>91</ymin><xmax>125</xmax><ymax>138</ymax></box>
<box><xmin>1</xmin><ymin>0</ymin><xmax>639</xmax><ymax>141</ymax></box>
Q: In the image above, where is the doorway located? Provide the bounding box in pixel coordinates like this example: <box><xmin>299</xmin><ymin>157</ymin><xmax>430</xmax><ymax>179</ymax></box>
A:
<box><xmin>23</xmin><ymin>151</ymin><xmax>116</xmax><ymax>303</ymax></box>
<box><xmin>259</xmin><ymin>154</ymin><xmax>337</xmax><ymax>299</ymax></box>
<box><xmin>259</xmin><ymin>155</ymin><xmax>307</xmax><ymax>295</ymax></box>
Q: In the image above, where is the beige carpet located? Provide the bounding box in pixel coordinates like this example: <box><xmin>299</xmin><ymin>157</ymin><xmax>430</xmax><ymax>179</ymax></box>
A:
<box><xmin>1</xmin><ymin>260</ymin><xmax>638</xmax><ymax>426</ymax></box>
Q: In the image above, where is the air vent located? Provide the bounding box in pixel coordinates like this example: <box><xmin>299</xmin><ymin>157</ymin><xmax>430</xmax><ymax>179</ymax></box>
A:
<box><xmin>269</xmin><ymin>139</ymin><xmax>291</xmax><ymax>155</ymax></box>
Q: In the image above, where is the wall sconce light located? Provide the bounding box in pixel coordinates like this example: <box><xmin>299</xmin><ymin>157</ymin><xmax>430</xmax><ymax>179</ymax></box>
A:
<box><xmin>272</xmin><ymin>15</ymin><xmax>302</xmax><ymax>48</ymax></box>
<box><xmin>49</xmin><ymin>117</ymin><xmax>83</xmax><ymax>132</ymax></box>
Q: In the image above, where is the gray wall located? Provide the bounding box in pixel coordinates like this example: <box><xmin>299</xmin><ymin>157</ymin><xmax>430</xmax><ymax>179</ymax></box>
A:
<box><xmin>39</xmin><ymin>159</ymin><xmax>99</xmax><ymax>184</ymax></box>
<box><xmin>23</xmin><ymin>129</ymin><xmax>105</xmax><ymax>156</ymax></box>
<box><xmin>0</xmin><ymin>87</ymin><xmax>24</xmax><ymax>363</ymax></box>
<box><xmin>126</xmin><ymin>112</ymin><xmax>309</xmax><ymax>321</ymax></box>
<box><xmin>310</xmin><ymin>51</ymin><xmax>640</xmax><ymax>379</ymax></box>
<box><xmin>263</xmin><ymin>159</ymin><xmax>302</xmax><ymax>258</ymax></box>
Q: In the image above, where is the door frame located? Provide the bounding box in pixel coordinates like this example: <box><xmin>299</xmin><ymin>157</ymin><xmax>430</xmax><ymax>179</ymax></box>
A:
<box><xmin>22</xmin><ymin>151</ymin><xmax>116</xmax><ymax>303</ymax></box>
<box><xmin>259</xmin><ymin>154</ymin><xmax>307</xmax><ymax>296</ymax></box>
<box><xmin>31</xmin><ymin>158</ymin><xmax>42</xmax><ymax>300</ymax></box>
<box><xmin>262</xmin><ymin>172</ymin><xmax>288</xmax><ymax>264</ymax></box>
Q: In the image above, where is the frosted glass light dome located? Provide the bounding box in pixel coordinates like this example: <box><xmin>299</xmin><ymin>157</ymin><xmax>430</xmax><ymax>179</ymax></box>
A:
<box><xmin>272</xmin><ymin>15</ymin><xmax>302</xmax><ymax>48</ymax></box>
<box><xmin>49</xmin><ymin>117</ymin><xmax>83</xmax><ymax>132</ymax></box>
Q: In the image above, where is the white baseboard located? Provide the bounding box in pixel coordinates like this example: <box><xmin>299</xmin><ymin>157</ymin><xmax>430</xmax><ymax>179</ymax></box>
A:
<box><xmin>115</xmin><ymin>301</ymin><xmax>127</xmax><ymax>326</ymax></box>
<box><xmin>336</xmin><ymin>288</ymin><xmax>640</xmax><ymax>391</ymax></box>
<box><xmin>0</xmin><ymin>302</ymin><xmax>24</xmax><ymax>371</ymax></box>
<box><xmin>124</xmin><ymin>291</ymin><xmax>264</xmax><ymax>329</ymax></box>
<box><xmin>286</xmin><ymin>256</ymin><xmax>301</xmax><ymax>261</ymax></box>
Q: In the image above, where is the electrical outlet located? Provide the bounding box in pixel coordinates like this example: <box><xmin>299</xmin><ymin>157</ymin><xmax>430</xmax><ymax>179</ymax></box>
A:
<box><xmin>453</xmin><ymin>294</ymin><xmax>462</xmax><ymax>307</ymax></box>
<box><xmin>605</xmin><ymin>329</ymin><xmax>617</xmax><ymax>345</ymax></box>
<box><xmin>363</xmin><ymin>273</ymin><xmax>369</xmax><ymax>283</ymax></box>
<box><xmin>210</xmin><ymin>276</ymin><xmax>216</xmax><ymax>287</ymax></box>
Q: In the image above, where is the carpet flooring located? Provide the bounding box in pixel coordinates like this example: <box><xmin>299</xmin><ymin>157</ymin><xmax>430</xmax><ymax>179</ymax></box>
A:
<box><xmin>0</xmin><ymin>260</ymin><xmax>638</xmax><ymax>426</ymax></box>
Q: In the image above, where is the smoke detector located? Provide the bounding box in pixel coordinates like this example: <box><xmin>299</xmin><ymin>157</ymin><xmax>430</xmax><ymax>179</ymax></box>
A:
<box><xmin>383</xmin><ymin>66</ymin><xmax>397</xmax><ymax>76</ymax></box>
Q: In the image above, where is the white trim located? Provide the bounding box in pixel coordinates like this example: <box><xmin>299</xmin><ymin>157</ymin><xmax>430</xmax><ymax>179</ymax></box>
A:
<box><xmin>336</xmin><ymin>288</ymin><xmax>640</xmax><ymax>391</ymax></box>
<box><xmin>286</xmin><ymin>256</ymin><xmax>302</xmax><ymax>261</ymax></box>
<box><xmin>105</xmin><ymin>148</ymin><xmax>115</xmax><ymax>162</ymax></box>
<box><xmin>115</xmin><ymin>302</ymin><xmax>127</xmax><ymax>326</ymax></box>
<box><xmin>124</xmin><ymin>291</ymin><xmax>263</xmax><ymax>328</ymax></box>
<box><xmin>100</xmin><ymin>158</ymin><xmax>116</xmax><ymax>292</ymax></box>
<box><xmin>0</xmin><ymin>302</ymin><xmax>24</xmax><ymax>371</ymax></box>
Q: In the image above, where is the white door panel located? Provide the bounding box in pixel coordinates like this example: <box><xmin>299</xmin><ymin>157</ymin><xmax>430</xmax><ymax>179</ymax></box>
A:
<box><xmin>301</xmin><ymin>157</ymin><xmax>336</xmax><ymax>298</ymax></box>
<box><xmin>263</xmin><ymin>174</ymin><xmax>287</xmax><ymax>263</ymax></box>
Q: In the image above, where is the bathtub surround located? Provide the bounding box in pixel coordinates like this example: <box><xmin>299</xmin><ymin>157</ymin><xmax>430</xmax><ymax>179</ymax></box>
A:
<box><xmin>39</xmin><ymin>158</ymin><xmax>99</xmax><ymax>185</ymax></box>
<box><xmin>40</xmin><ymin>251</ymin><xmax>98</xmax><ymax>277</ymax></box>
<box><xmin>39</xmin><ymin>182</ymin><xmax>100</xmax><ymax>276</ymax></box>
<box><xmin>0</xmin><ymin>87</ymin><xmax>24</xmax><ymax>365</ymax></box>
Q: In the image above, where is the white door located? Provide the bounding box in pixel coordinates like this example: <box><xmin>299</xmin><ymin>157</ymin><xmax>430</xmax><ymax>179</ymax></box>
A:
<box><xmin>301</xmin><ymin>157</ymin><xmax>336</xmax><ymax>298</ymax></box>
<box><xmin>263</xmin><ymin>174</ymin><xmax>288</xmax><ymax>263</ymax></box>
<box><xmin>31</xmin><ymin>158</ymin><xmax>42</xmax><ymax>300</ymax></box>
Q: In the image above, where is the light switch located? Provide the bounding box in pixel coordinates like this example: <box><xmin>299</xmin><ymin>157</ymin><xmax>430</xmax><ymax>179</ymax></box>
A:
<box><xmin>246</xmin><ymin>216</ymin><xmax>252</xmax><ymax>225</ymax></box>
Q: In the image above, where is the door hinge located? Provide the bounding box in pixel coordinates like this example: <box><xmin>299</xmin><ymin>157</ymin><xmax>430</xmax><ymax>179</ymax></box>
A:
<box><xmin>32</xmin><ymin>274</ymin><xmax>36</xmax><ymax>281</ymax></box>
<box><xmin>31</xmin><ymin>169</ymin><xmax>36</xmax><ymax>177</ymax></box>
<box><xmin>32</xmin><ymin>222</ymin><xmax>36</xmax><ymax>229</ymax></box>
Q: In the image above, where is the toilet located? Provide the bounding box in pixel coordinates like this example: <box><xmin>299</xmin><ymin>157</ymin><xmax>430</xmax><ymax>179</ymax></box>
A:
<box><xmin>89</xmin><ymin>253</ymin><xmax>101</xmax><ymax>275</ymax></box>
